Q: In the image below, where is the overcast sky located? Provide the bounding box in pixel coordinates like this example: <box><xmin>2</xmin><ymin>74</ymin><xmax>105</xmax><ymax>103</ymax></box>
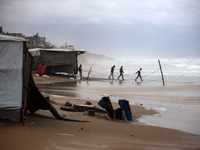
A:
<box><xmin>0</xmin><ymin>0</ymin><xmax>200</xmax><ymax>59</ymax></box>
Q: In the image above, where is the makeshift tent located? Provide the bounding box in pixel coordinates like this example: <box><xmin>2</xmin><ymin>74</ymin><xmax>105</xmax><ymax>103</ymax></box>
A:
<box><xmin>0</xmin><ymin>34</ymin><xmax>86</xmax><ymax>123</ymax></box>
<box><xmin>0</xmin><ymin>34</ymin><xmax>31</xmax><ymax>122</ymax></box>
<box><xmin>29</xmin><ymin>48</ymin><xmax>85</xmax><ymax>75</ymax></box>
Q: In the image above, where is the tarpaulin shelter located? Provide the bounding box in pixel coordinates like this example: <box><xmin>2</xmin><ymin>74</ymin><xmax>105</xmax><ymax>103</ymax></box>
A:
<box><xmin>29</xmin><ymin>48</ymin><xmax>85</xmax><ymax>75</ymax></box>
<box><xmin>0</xmin><ymin>34</ymin><xmax>86</xmax><ymax>123</ymax></box>
<box><xmin>0</xmin><ymin>34</ymin><xmax>31</xmax><ymax>122</ymax></box>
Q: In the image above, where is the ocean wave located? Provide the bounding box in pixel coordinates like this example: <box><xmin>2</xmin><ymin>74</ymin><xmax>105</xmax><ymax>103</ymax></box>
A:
<box><xmin>82</xmin><ymin>58</ymin><xmax>200</xmax><ymax>77</ymax></box>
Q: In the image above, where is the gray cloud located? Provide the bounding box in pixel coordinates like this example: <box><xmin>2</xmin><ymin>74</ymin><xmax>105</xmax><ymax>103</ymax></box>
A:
<box><xmin>0</xmin><ymin>0</ymin><xmax>199</xmax><ymax>58</ymax></box>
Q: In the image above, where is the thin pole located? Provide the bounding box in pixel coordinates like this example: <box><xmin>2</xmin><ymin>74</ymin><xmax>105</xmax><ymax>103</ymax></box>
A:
<box><xmin>87</xmin><ymin>67</ymin><xmax>92</xmax><ymax>80</ymax></box>
<box><xmin>22</xmin><ymin>44</ymin><xmax>25</xmax><ymax>126</ymax></box>
<box><xmin>158</xmin><ymin>59</ymin><xmax>165</xmax><ymax>86</ymax></box>
<box><xmin>22</xmin><ymin>103</ymin><xmax>25</xmax><ymax>126</ymax></box>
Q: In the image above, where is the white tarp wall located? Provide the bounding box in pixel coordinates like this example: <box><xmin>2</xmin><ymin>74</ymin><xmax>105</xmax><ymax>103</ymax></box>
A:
<box><xmin>0</xmin><ymin>41</ymin><xmax>23</xmax><ymax>122</ymax></box>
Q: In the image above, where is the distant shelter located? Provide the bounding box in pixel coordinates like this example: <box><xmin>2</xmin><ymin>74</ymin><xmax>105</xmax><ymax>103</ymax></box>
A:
<box><xmin>29</xmin><ymin>48</ymin><xmax>85</xmax><ymax>76</ymax></box>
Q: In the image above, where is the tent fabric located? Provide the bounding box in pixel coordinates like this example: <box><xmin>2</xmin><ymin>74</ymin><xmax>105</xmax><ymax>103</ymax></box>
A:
<box><xmin>0</xmin><ymin>34</ymin><xmax>26</xmax><ymax>42</ymax></box>
<box><xmin>22</xmin><ymin>50</ymin><xmax>33</xmax><ymax>117</ymax></box>
<box><xmin>28</xmin><ymin>48</ymin><xmax>41</xmax><ymax>70</ymax></box>
<box><xmin>98</xmin><ymin>97</ymin><xmax>114</xmax><ymax>119</ymax></box>
<box><xmin>119</xmin><ymin>100</ymin><xmax>133</xmax><ymax>121</ymax></box>
<box><xmin>45</xmin><ymin>65</ymin><xmax>74</xmax><ymax>74</ymax></box>
<box><xmin>40</xmin><ymin>50</ymin><xmax>76</xmax><ymax>66</ymax></box>
<box><xmin>0</xmin><ymin>42</ymin><xmax>23</xmax><ymax>109</ymax></box>
<box><xmin>0</xmin><ymin>41</ymin><xmax>23</xmax><ymax>122</ymax></box>
<box><xmin>29</xmin><ymin>48</ymin><xmax>84</xmax><ymax>57</ymax></box>
<box><xmin>114</xmin><ymin>108</ymin><xmax>123</xmax><ymax>120</ymax></box>
<box><xmin>0</xmin><ymin>109</ymin><xmax>21</xmax><ymax>122</ymax></box>
<box><xmin>28</xmin><ymin>48</ymin><xmax>41</xmax><ymax>57</ymax></box>
<box><xmin>36</xmin><ymin>64</ymin><xmax>47</xmax><ymax>75</ymax></box>
<box><xmin>28</xmin><ymin>76</ymin><xmax>88</xmax><ymax>122</ymax></box>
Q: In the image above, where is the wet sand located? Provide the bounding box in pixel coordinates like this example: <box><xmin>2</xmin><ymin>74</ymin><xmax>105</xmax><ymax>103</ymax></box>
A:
<box><xmin>34</xmin><ymin>73</ymin><xmax>200</xmax><ymax>135</ymax></box>
<box><xmin>0</xmin><ymin>73</ymin><xmax>200</xmax><ymax>150</ymax></box>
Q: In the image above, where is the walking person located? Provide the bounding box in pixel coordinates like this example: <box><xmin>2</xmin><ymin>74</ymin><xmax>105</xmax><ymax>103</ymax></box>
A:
<box><xmin>78</xmin><ymin>64</ymin><xmax>82</xmax><ymax>79</ymax></box>
<box><xmin>108</xmin><ymin>65</ymin><xmax>115</xmax><ymax>79</ymax></box>
<box><xmin>117</xmin><ymin>66</ymin><xmax>124</xmax><ymax>80</ymax></box>
<box><xmin>135</xmin><ymin>68</ymin><xmax>143</xmax><ymax>82</ymax></box>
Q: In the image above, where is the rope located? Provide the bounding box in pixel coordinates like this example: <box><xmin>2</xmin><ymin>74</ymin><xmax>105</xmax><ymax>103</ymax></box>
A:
<box><xmin>121</xmin><ymin>69</ymin><xmax>160</xmax><ymax>81</ymax></box>
<box><xmin>89</xmin><ymin>72</ymin><xmax>162</xmax><ymax>83</ymax></box>
<box><xmin>142</xmin><ymin>69</ymin><xmax>160</xmax><ymax>77</ymax></box>
<box><xmin>141</xmin><ymin>78</ymin><xmax>162</xmax><ymax>83</ymax></box>
<box><xmin>84</xmin><ymin>67</ymin><xmax>162</xmax><ymax>83</ymax></box>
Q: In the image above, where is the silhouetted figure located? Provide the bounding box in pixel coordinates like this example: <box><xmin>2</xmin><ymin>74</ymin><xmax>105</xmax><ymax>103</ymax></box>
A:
<box><xmin>135</xmin><ymin>68</ymin><xmax>143</xmax><ymax>82</ymax></box>
<box><xmin>109</xmin><ymin>65</ymin><xmax>115</xmax><ymax>79</ymax></box>
<box><xmin>118</xmin><ymin>66</ymin><xmax>124</xmax><ymax>80</ymax></box>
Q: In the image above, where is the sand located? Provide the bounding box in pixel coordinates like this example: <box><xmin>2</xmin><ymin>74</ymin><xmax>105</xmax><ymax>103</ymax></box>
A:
<box><xmin>0</xmin><ymin>73</ymin><xmax>200</xmax><ymax>150</ymax></box>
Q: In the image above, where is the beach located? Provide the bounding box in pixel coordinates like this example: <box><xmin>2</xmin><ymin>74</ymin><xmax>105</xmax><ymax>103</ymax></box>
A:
<box><xmin>1</xmin><ymin>0</ymin><xmax>200</xmax><ymax>148</ymax></box>
<box><xmin>1</xmin><ymin>72</ymin><xmax>200</xmax><ymax>150</ymax></box>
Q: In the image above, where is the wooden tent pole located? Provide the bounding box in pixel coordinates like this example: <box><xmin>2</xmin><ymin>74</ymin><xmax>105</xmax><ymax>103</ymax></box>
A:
<box><xmin>22</xmin><ymin>102</ymin><xmax>25</xmax><ymax>126</ymax></box>
<box><xmin>22</xmin><ymin>47</ymin><xmax>25</xmax><ymax>126</ymax></box>
<box><xmin>158</xmin><ymin>59</ymin><xmax>165</xmax><ymax>86</ymax></box>
<box><xmin>87</xmin><ymin>67</ymin><xmax>92</xmax><ymax>80</ymax></box>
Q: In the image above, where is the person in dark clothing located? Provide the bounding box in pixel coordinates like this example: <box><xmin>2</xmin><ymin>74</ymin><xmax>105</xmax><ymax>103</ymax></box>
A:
<box><xmin>78</xmin><ymin>64</ymin><xmax>82</xmax><ymax>79</ymax></box>
<box><xmin>135</xmin><ymin>68</ymin><xmax>143</xmax><ymax>82</ymax></box>
<box><xmin>117</xmin><ymin>66</ymin><xmax>124</xmax><ymax>80</ymax></box>
<box><xmin>108</xmin><ymin>65</ymin><xmax>115</xmax><ymax>79</ymax></box>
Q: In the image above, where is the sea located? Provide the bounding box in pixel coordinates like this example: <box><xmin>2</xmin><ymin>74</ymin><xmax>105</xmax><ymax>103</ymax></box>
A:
<box><xmin>38</xmin><ymin>57</ymin><xmax>200</xmax><ymax>135</ymax></box>
<box><xmin>81</xmin><ymin>58</ymin><xmax>200</xmax><ymax>83</ymax></box>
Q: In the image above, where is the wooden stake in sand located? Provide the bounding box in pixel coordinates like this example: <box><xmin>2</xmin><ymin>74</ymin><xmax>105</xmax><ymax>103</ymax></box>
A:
<box><xmin>87</xmin><ymin>67</ymin><xmax>92</xmax><ymax>80</ymax></box>
<box><xmin>158</xmin><ymin>59</ymin><xmax>165</xmax><ymax>86</ymax></box>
